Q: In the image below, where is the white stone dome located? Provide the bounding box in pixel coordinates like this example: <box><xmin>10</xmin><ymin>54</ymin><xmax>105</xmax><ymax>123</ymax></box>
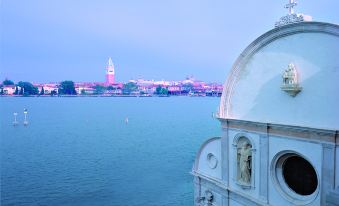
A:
<box><xmin>219</xmin><ymin>22</ymin><xmax>339</xmax><ymax>130</ymax></box>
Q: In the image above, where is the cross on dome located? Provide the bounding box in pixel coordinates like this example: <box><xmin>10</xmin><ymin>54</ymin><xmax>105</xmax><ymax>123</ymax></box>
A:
<box><xmin>284</xmin><ymin>0</ymin><xmax>298</xmax><ymax>15</ymax></box>
<box><xmin>275</xmin><ymin>0</ymin><xmax>312</xmax><ymax>27</ymax></box>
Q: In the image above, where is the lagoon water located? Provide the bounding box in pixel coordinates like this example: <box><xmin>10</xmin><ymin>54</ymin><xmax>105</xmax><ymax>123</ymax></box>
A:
<box><xmin>1</xmin><ymin>97</ymin><xmax>221</xmax><ymax>206</ymax></box>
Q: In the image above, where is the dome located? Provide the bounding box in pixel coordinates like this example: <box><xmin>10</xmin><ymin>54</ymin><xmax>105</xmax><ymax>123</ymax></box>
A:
<box><xmin>219</xmin><ymin>22</ymin><xmax>339</xmax><ymax>130</ymax></box>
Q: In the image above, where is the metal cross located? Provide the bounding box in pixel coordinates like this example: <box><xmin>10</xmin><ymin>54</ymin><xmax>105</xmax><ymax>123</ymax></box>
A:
<box><xmin>284</xmin><ymin>0</ymin><xmax>298</xmax><ymax>14</ymax></box>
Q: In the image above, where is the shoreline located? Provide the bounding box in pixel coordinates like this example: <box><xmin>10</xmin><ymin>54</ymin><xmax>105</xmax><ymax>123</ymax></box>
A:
<box><xmin>0</xmin><ymin>95</ymin><xmax>221</xmax><ymax>98</ymax></box>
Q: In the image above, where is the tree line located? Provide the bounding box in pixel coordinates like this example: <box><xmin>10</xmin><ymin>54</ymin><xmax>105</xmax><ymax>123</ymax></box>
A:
<box><xmin>1</xmin><ymin>80</ymin><xmax>87</xmax><ymax>95</ymax></box>
<box><xmin>1</xmin><ymin>79</ymin><xmax>170</xmax><ymax>96</ymax></box>
<box><xmin>1</xmin><ymin>79</ymin><xmax>40</xmax><ymax>96</ymax></box>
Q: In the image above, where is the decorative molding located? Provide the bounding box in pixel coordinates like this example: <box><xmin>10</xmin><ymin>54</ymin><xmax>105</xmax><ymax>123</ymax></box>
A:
<box><xmin>275</xmin><ymin>13</ymin><xmax>308</xmax><ymax>28</ymax></box>
<box><xmin>191</xmin><ymin>170</ymin><xmax>228</xmax><ymax>191</ymax></box>
<box><xmin>269</xmin><ymin>125</ymin><xmax>335</xmax><ymax>143</ymax></box>
<box><xmin>219</xmin><ymin>118</ymin><xmax>338</xmax><ymax>144</ymax></box>
<box><xmin>220</xmin><ymin>118</ymin><xmax>268</xmax><ymax>134</ymax></box>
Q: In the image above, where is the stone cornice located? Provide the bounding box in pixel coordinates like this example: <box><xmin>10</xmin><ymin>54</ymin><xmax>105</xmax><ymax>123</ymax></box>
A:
<box><xmin>191</xmin><ymin>170</ymin><xmax>227</xmax><ymax>190</ymax></box>
<box><xmin>218</xmin><ymin>118</ymin><xmax>338</xmax><ymax>145</ymax></box>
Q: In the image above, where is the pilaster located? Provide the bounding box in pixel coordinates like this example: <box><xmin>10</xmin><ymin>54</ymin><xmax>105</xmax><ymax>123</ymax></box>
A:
<box><xmin>258</xmin><ymin>125</ymin><xmax>269</xmax><ymax>203</ymax></box>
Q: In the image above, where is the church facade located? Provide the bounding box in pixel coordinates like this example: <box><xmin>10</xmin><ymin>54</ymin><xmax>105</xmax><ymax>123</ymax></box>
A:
<box><xmin>192</xmin><ymin>10</ymin><xmax>339</xmax><ymax>206</ymax></box>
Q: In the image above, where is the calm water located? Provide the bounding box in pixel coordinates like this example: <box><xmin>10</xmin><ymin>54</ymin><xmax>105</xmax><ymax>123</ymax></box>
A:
<box><xmin>0</xmin><ymin>97</ymin><xmax>221</xmax><ymax>206</ymax></box>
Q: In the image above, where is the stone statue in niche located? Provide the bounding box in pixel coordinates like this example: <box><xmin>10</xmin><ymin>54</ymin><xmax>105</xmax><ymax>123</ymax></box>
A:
<box><xmin>281</xmin><ymin>63</ymin><xmax>302</xmax><ymax>97</ymax></box>
<box><xmin>237</xmin><ymin>141</ymin><xmax>252</xmax><ymax>185</ymax></box>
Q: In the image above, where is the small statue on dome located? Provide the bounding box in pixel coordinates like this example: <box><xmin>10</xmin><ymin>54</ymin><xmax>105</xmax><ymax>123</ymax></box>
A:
<box><xmin>281</xmin><ymin>63</ymin><xmax>302</xmax><ymax>97</ymax></box>
<box><xmin>283</xmin><ymin>63</ymin><xmax>298</xmax><ymax>85</ymax></box>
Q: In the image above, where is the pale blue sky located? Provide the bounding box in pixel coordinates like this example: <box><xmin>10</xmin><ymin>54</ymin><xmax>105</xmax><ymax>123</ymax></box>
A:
<box><xmin>1</xmin><ymin>0</ymin><xmax>338</xmax><ymax>83</ymax></box>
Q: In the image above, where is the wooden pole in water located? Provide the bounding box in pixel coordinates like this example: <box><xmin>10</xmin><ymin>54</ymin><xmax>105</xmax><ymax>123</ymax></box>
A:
<box><xmin>13</xmin><ymin>112</ymin><xmax>18</xmax><ymax>126</ymax></box>
<box><xmin>23</xmin><ymin>109</ymin><xmax>28</xmax><ymax>126</ymax></box>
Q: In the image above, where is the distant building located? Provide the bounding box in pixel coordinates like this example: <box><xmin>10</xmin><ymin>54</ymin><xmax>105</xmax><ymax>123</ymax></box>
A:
<box><xmin>76</xmin><ymin>86</ymin><xmax>95</xmax><ymax>95</ymax></box>
<box><xmin>3</xmin><ymin>85</ymin><xmax>18</xmax><ymax>95</ymax></box>
<box><xmin>1</xmin><ymin>56</ymin><xmax>224</xmax><ymax>96</ymax></box>
<box><xmin>167</xmin><ymin>85</ymin><xmax>181</xmax><ymax>95</ymax></box>
<box><xmin>105</xmin><ymin>57</ymin><xmax>115</xmax><ymax>85</ymax></box>
<box><xmin>37</xmin><ymin>83</ymin><xmax>58</xmax><ymax>95</ymax></box>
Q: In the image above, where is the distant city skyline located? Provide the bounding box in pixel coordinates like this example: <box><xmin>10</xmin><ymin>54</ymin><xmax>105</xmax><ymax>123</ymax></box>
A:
<box><xmin>1</xmin><ymin>0</ymin><xmax>339</xmax><ymax>83</ymax></box>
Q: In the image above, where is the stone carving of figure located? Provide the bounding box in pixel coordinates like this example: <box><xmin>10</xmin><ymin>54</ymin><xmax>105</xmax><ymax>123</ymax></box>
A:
<box><xmin>196</xmin><ymin>191</ymin><xmax>214</xmax><ymax>206</ymax></box>
<box><xmin>281</xmin><ymin>63</ymin><xmax>302</xmax><ymax>97</ymax></box>
<box><xmin>238</xmin><ymin>142</ymin><xmax>252</xmax><ymax>184</ymax></box>
<box><xmin>283</xmin><ymin>63</ymin><xmax>297</xmax><ymax>85</ymax></box>
<box><xmin>204</xmin><ymin>191</ymin><xmax>213</xmax><ymax>206</ymax></box>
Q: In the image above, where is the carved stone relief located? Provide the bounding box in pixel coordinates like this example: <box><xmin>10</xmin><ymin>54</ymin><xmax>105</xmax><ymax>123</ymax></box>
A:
<box><xmin>281</xmin><ymin>63</ymin><xmax>302</xmax><ymax>97</ymax></box>
<box><xmin>196</xmin><ymin>190</ymin><xmax>214</xmax><ymax>206</ymax></box>
<box><xmin>275</xmin><ymin>13</ymin><xmax>305</xmax><ymax>27</ymax></box>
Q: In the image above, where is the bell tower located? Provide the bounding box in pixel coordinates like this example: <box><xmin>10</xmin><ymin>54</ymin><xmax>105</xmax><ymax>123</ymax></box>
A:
<box><xmin>105</xmin><ymin>57</ymin><xmax>115</xmax><ymax>85</ymax></box>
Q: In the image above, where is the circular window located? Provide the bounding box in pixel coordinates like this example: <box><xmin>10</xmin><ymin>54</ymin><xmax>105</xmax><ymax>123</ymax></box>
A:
<box><xmin>271</xmin><ymin>152</ymin><xmax>319</xmax><ymax>204</ymax></box>
<box><xmin>207</xmin><ymin>153</ymin><xmax>218</xmax><ymax>169</ymax></box>
<box><xmin>282</xmin><ymin>156</ymin><xmax>318</xmax><ymax>195</ymax></box>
